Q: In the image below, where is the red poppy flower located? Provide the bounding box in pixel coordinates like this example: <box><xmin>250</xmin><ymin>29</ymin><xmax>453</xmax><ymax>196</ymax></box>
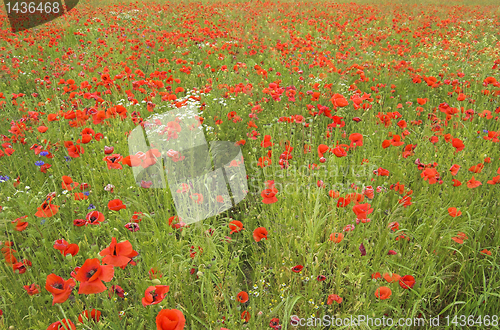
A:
<box><xmin>45</xmin><ymin>274</ymin><xmax>76</xmax><ymax>305</ymax></box>
<box><xmin>329</xmin><ymin>233</ymin><xmax>344</xmax><ymax>243</ymax></box>
<box><xmin>108</xmin><ymin>199</ymin><xmax>126</xmax><ymax>211</ymax></box>
<box><xmin>99</xmin><ymin>237</ymin><xmax>138</xmax><ymax>269</ymax></box>
<box><xmin>260</xmin><ymin>135</ymin><xmax>274</xmax><ymax>148</ymax></box>
<box><xmin>53</xmin><ymin>239</ymin><xmax>79</xmax><ymax>257</ymax></box>
<box><xmin>85</xmin><ymin>210</ymin><xmax>105</xmax><ymax>225</ymax></box>
<box><xmin>12</xmin><ymin>215</ymin><xmax>28</xmax><ymax>231</ymax></box>
<box><xmin>363</xmin><ymin>186</ymin><xmax>374</xmax><ymax>199</ymax></box>
<box><xmin>469</xmin><ymin>163</ymin><xmax>484</xmax><ymax>173</ymax></box>
<box><xmin>253</xmin><ymin>227</ymin><xmax>268</xmax><ymax>242</ymax></box>
<box><xmin>337</xmin><ymin>196</ymin><xmax>351</xmax><ymax>207</ymax></box>
<box><xmin>421</xmin><ymin>168</ymin><xmax>440</xmax><ymax>184</ymax></box>
<box><xmin>317</xmin><ymin>144</ymin><xmax>329</xmax><ymax>158</ymax></box>
<box><xmin>452</xmin><ymin>179</ymin><xmax>462</xmax><ymax>187</ymax></box>
<box><xmin>417</xmin><ymin>98</ymin><xmax>427</xmax><ymax>105</ymax></box>
<box><xmin>46</xmin><ymin>319</ymin><xmax>76</xmax><ymax>330</ymax></box>
<box><xmin>352</xmin><ymin>203</ymin><xmax>373</xmax><ymax>220</ymax></box>
<box><xmin>74</xmin><ymin>192</ymin><xmax>88</xmax><ymax>201</ymax></box>
<box><xmin>156</xmin><ymin>309</ymin><xmax>185</xmax><ymax>330</ymax></box>
<box><xmin>78</xmin><ymin>309</ymin><xmax>101</xmax><ymax>323</ymax></box>
<box><xmin>109</xmin><ymin>285</ymin><xmax>125</xmax><ymax>299</ymax></box>
<box><xmin>291</xmin><ymin>265</ymin><xmax>303</xmax><ymax>273</ymax></box>
<box><xmin>241</xmin><ymin>310</ymin><xmax>251</xmax><ymax>323</ymax></box>
<box><xmin>73</xmin><ymin>219</ymin><xmax>86</xmax><ymax>226</ymax></box>
<box><xmin>61</xmin><ymin>176</ymin><xmax>79</xmax><ymax>190</ymax></box>
<box><xmin>449</xmin><ymin>164</ymin><xmax>460</xmax><ymax>176</ymax></box>
<box><xmin>480</xmin><ymin>249</ymin><xmax>492</xmax><ymax>256</ymax></box>
<box><xmin>332</xmin><ymin>145</ymin><xmax>347</xmax><ymax>157</ymax></box>
<box><xmin>67</xmin><ymin>144</ymin><xmax>84</xmax><ymax>158</ymax></box>
<box><xmin>331</xmin><ymin>93</ymin><xmax>348</xmax><ymax>108</ymax></box>
<box><xmin>329</xmin><ymin>190</ymin><xmax>340</xmax><ymax>198</ymax></box>
<box><xmin>371</xmin><ymin>272</ymin><xmax>381</xmax><ymax>279</ymax></box>
<box><xmin>34</xmin><ymin>200</ymin><xmax>60</xmax><ymax>218</ymax></box>
<box><xmin>269</xmin><ymin>318</ymin><xmax>281</xmax><ymax>329</ymax></box>
<box><xmin>74</xmin><ymin>258</ymin><xmax>114</xmax><ymax>294</ymax></box>
<box><xmin>374</xmin><ymin>286</ymin><xmax>392</xmax><ymax>300</ymax></box>
<box><xmin>261</xmin><ymin>188</ymin><xmax>278</xmax><ymax>204</ymax></box>
<box><xmin>257</xmin><ymin>156</ymin><xmax>272</xmax><ymax>168</ymax></box>
<box><xmin>452</xmin><ymin>138</ymin><xmax>465</xmax><ymax>152</ymax></box>
<box><xmin>327</xmin><ymin>294</ymin><xmax>342</xmax><ymax>305</ymax></box>
<box><xmin>237</xmin><ymin>291</ymin><xmax>249</xmax><ymax>303</ymax></box>
<box><xmin>317</xmin><ymin>275</ymin><xmax>326</xmax><ymax>282</ymax></box>
<box><xmin>375</xmin><ymin>168</ymin><xmax>390</xmax><ymax>176</ymax></box>
<box><xmin>467</xmin><ymin>176</ymin><xmax>482</xmax><ymax>188</ymax></box>
<box><xmin>487</xmin><ymin>175</ymin><xmax>500</xmax><ymax>185</ymax></box>
<box><xmin>131</xmin><ymin>211</ymin><xmax>144</xmax><ymax>223</ymax></box>
<box><xmin>23</xmin><ymin>283</ymin><xmax>40</xmax><ymax>295</ymax></box>
<box><xmin>383</xmin><ymin>273</ymin><xmax>401</xmax><ymax>283</ymax></box>
<box><xmin>349</xmin><ymin>133</ymin><xmax>363</xmax><ymax>147</ymax></box>
<box><xmin>104</xmin><ymin>146</ymin><xmax>114</xmax><ymax>154</ymax></box>
<box><xmin>399</xmin><ymin>275</ymin><xmax>415</xmax><ymax>289</ymax></box>
<box><xmin>142</xmin><ymin>285</ymin><xmax>170</xmax><ymax>306</ymax></box>
<box><xmin>103</xmin><ymin>154</ymin><xmax>123</xmax><ymax>170</ymax></box>
<box><xmin>125</xmin><ymin>222</ymin><xmax>140</xmax><ymax>232</ymax></box>
<box><xmin>229</xmin><ymin>220</ymin><xmax>244</xmax><ymax>234</ymax></box>
<box><xmin>448</xmin><ymin>207</ymin><xmax>462</xmax><ymax>217</ymax></box>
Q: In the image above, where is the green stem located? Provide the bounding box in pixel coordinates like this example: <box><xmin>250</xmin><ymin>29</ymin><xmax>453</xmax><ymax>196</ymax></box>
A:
<box><xmin>57</xmin><ymin>304</ymin><xmax>71</xmax><ymax>330</ymax></box>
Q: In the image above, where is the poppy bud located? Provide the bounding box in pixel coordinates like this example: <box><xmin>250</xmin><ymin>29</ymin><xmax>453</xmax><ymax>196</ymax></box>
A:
<box><xmin>104</xmin><ymin>146</ymin><xmax>114</xmax><ymax>154</ymax></box>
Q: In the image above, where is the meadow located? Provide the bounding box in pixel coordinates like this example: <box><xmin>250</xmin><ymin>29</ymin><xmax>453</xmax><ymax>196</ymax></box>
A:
<box><xmin>0</xmin><ymin>0</ymin><xmax>500</xmax><ymax>329</ymax></box>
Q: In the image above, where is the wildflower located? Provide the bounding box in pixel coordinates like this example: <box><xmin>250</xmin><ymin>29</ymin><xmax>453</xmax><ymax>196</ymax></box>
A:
<box><xmin>108</xmin><ymin>199</ymin><xmax>126</xmax><ymax>211</ymax></box>
<box><xmin>156</xmin><ymin>309</ymin><xmax>185</xmax><ymax>330</ymax></box>
<box><xmin>329</xmin><ymin>233</ymin><xmax>344</xmax><ymax>243</ymax></box>
<box><xmin>327</xmin><ymin>294</ymin><xmax>342</xmax><ymax>305</ymax></box>
<box><xmin>23</xmin><ymin>283</ymin><xmax>40</xmax><ymax>296</ymax></box>
<box><xmin>45</xmin><ymin>274</ymin><xmax>76</xmax><ymax>305</ymax></box>
<box><xmin>374</xmin><ymin>286</ymin><xmax>392</xmax><ymax>300</ymax></box>
<box><xmin>229</xmin><ymin>220</ymin><xmax>244</xmax><ymax>234</ymax></box>
<box><xmin>399</xmin><ymin>275</ymin><xmax>415</xmax><ymax>289</ymax></box>
<box><xmin>78</xmin><ymin>309</ymin><xmax>101</xmax><ymax>323</ymax></box>
<box><xmin>85</xmin><ymin>210</ymin><xmax>105</xmax><ymax>225</ymax></box>
<box><xmin>74</xmin><ymin>258</ymin><xmax>114</xmax><ymax>294</ymax></box>
<box><xmin>125</xmin><ymin>222</ymin><xmax>140</xmax><ymax>232</ymax></box>
<box><xmin>12</xmin><ymin>215</ymin><xmax>28</xmax><ymax>231</ymax></box>
<box><xmin>99</xmin><ymin>237</ymin><xmax>138</xmax><ymax>269</ymax></box>
<box><xmin>448</xmin><ymin>207</ymin><xmax>462</xmax><ymax>217</ymax></box>
<box><xmin>261</xmin><ymin>188</ymin><xmax>278</xmax><ymax>204</ymax></box>
<box><xmin>142</xmin><ymin>285</ymin><xmax>170</xmax><ymax>306</ymax></box>
<box><xmin>253</xmin><ymin>227</ymin><xmax>268</xmax><ymax>242</ymax></box>
<box><xmin>237</xmin><ymin>291</ymin><xmax>249</xmax><ymax>303</ymax></box>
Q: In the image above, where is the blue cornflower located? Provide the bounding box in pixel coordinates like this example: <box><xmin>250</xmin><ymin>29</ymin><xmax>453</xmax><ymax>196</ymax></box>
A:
<box><xmin>88</xmin><ymin>204</ymin><xmax>96</xmax><ymax>209</ymax></box>
<box><xmin>0</xmin><ymin>176</ymin><xmax>10</xmax><ymax>182</ymax></box>
<box><xmin>35</xmin><ymin>161</ymin><xmax>45</xmax><ymax>166</ymax></box>
<box><xmin>64</xmin><ymin>156</ymin><xmax>71</xmax><ymax>162</ymax></box>
<box><xmin>40</xmin><ymin>151</ymin><xmax>49</xmax><ymax>156</ymax></box>
<box><xmin>40</xmin><ymin>219</ymin><xmax>46</xmax><ymax>225</ymax></box>
<box><xmin>84</xmin><ymin>191</ymin><xmax>90</xmax><ymax>196</ymax></box>
<box><xmin>483</xmin><ymin>130</ymin><xmax>489</xmax><ymax>133</ymax></box>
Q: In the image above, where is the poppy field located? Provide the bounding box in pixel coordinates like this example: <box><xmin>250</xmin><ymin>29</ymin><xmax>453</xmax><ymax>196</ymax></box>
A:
<box><xmin>1</xmin><ymin>0</ymin><xmax>500</xmax><ymax>329</ymax></box>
